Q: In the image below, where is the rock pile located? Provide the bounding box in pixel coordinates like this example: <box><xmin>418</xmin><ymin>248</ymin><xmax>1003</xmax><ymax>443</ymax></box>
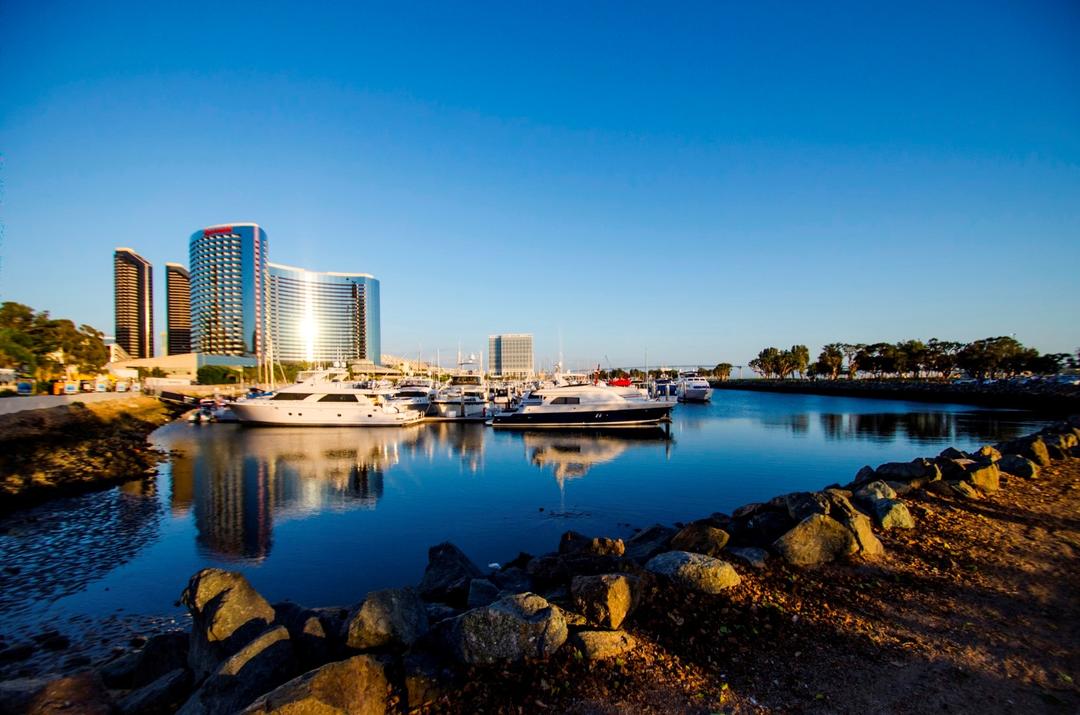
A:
<box><xmin>5</xmin><ymin>417</ymin><xmax>1078</xmax><ymax>714</ymax></box>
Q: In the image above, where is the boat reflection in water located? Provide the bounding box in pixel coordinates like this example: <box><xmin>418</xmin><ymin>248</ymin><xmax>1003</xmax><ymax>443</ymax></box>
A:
<box><xmin>520</xmin><ymin>428</ymin><xmax>673</xmax><ymax>490</ymax></box>
<box><xmin>168</xmin><ymin>425</ymin><xmax>422</xmax><ymax>562</ymax></box>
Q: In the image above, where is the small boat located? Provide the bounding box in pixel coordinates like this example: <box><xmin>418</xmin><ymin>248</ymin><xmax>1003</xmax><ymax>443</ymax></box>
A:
<box><xmin>650</xmin><ymin>376</ymin><xmax>678</xmax><ymax>401</ymax></box>
<box><xmin>229</xmin><ymin>369</ymin><xmax>424</xmax><ymax>427</ymax></box>
<box><xmin>676</xmin><ymin>373</ymin><xmax>713</xmax><ymax>402</ymax></box>
<box><xmin>491</xmin><ymin>383</ymin><xmax>675</xmax><ymax>429</ymax></box>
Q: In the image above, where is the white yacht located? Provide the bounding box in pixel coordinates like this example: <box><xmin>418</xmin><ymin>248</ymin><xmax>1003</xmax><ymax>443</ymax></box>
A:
<box><xmin>431</xmin><ymin>360</ymin><xmax>489</xmax><ymax>419</ymax></box>
<box><xmin>491</xmin><ymin>383</ymin><xmax>675</xmax><ymax>429</ymax></box>
<box><xmin>676</xmin><ymin>373</ymin><xmax>713</xmax><ymax>402</ymax></box>
<box><xmin>385</xmin><ymin>377</ymin><xmax>436</xmax><ymax>416</ymax></box>
<box><xmin>230</xmin><ymin>369</ymin><xmax>425</xmax><ymax>427</ymax></box>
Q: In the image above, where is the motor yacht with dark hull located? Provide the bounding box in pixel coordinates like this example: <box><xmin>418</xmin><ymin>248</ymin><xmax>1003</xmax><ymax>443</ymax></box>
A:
<box><xmin>491</xmin><ymin>384</ymin><xmax>675</xmax><ymax>429</ymax></box>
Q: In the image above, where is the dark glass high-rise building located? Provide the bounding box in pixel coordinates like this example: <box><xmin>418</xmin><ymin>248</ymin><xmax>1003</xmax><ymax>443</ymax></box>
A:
<box><xmin>189</xmin><ymin>223</ymin><xmax>268</xmax><ymax>358</ymax></box>
<box><xmin>114</xmin><ymin>248</ymin><xmax>153</xmax><ymax>359</ymax></box>
<box><xmin>165</xmin><ymin>263</ymin><xmax>191</xmax><ymax>355</ymax></box>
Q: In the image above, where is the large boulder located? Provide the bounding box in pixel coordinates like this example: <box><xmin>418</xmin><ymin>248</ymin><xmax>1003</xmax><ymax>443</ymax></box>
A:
<box><xmin>177</xmin><ymin>626</ymin><xmax>296</xmax><ymax>715</ymax></box>
<box><xmin>570</xmin><ymin>574</ymin><xmax>639</xmax><ymax>629</ymax></box>
<box><xmin>490</xmin><ymin>567</ymin><xmax>532</xmax><ymax>594</ymax></box>
<box><xmin>772</xmin><ymin>514</ymin><xmax>857</xmax><ymax>567</ymax></box>
<box><xmin>624</xmin><ymin>525</ymin><xmax>675</xmax><ymax>562</ymax></box>
<box><xmin>729</xmin><ymin>510</ymin><xmax>795</xmax><ymax>548</ymax></box>
<box><xmin>823</xmin><ymin>490</ymin><xmax>884</xmax><ymax>558</ymax></box>
<box><xmin>238</xmin><ymin>654</ymin><xmax>388</xmax><ymax>715</ymax></box>
<box><xmin>853</xmin><ymin>480</ymin><xmax>896</xmax><ymax>505</ymax></box>
<box><xmin>871</xmin><ymin>499</ymin><xmax>915</xmax><ymax>529</ymax></box>
<box><xmin>724</xmin><ymin>546</ymin><xmax>769</xmax><ymax>569</ymax></box>
<box><xmin>875</xmin><ymin>459</ymin><xmax>941</xmax><ymax>487</ymax></box>
<box><xmin>180</xmin><ymin>569</ymin><xmax>277</xmax><ymax>681</ymax></box>
<box><xmin>964</xmin><ymin>462</ymin><xmax>1000</xmax><ymax>492</ymax></box>
<box><xmin>972</xmin><ymin>445</ymin><xmax>1001</xmax><ymax>463</ymax></box>
<box><xmin>851</xmin><ymin>465</ymin><xmax>877</xmax><ymax>486</ymax></box>
<box><xmin>644</xmin><ymin>551</ymin><xmax>741</xmax><ymax>594</ymax></box>
<box><xmin>466</xmin><ymin>579</ymin><xmax>501</xmax><ymax>609</ymax></box>
<box><xmin>559</xmin><ymin>531</ymin><xmax>625</xmax><ymax>557</ymax></box>
<box><xmin>568</xmin><ymin>630</ymin><xmax>637</xmax><ymax>660</ymax></box>
<box><xmin>341</xmin><ymin>587</ymin><xmax>429</xmax><ymax>651</ymax></box>
<box><xmin>669</xmin><ymin>523</ymin><xmax>730</xmax><ymax>556</ymax></box>
<box><xmin>272</xmin><ymin>602</ymin><xmax>336</xmax><ymax>669</ymax></box>
<box><xmin>418</xmin><ymin>542</ymin><xmax>484</xmax><ymax>607</ymax></box>
<box><xmin>446</xmin><ymin>593</ymin><xmax>567</xmax><ymax>665</ymax></box>
<box><xmin>100</xmin><ymin>631</ymin><xmax>189</xmax><ymax>689</ymax></box>
<box><xmin>117</xmin><ymin>668</ymin><xmax>192</xmax><ymax>715</ymax></box>
<box><xmin>938</xmin><ymin>447</ymin><xmax>968</xmax><ymax>460</ymax></box>
<box><xmin>1001</xmin><ymin>437</ymin><xmax>1051</xmax><ymax>467</ymax></box>
<box><xmin>784</xmin><ymin>492</ymin><xmax>831</xmax><ymax>522</ymax></box>
<box><xmin>998</xmin><ymin>454</ymin><xmax>1039</xmax><ymax>480</ymax></box>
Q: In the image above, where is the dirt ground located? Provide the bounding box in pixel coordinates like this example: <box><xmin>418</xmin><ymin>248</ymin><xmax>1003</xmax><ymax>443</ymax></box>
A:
<box><xmin>435</xmin><ymin>459</ymin><xmax>1080</xmax><ymax>714</ymax></box>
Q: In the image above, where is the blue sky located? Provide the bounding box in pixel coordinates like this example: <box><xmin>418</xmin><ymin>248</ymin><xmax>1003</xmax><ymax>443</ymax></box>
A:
<box><xmin>1</xmin><ymin>1</ymin><xmax>1078</xmax><ymax>369</ymax></box>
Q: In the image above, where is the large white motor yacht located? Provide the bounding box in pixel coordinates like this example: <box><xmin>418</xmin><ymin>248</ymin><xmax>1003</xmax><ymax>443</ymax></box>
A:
<box><xmin>230</xmin><ymin>369</ymin><xmax>424</xmax><ymax>427</ymax></box>
<box><xmin>385</xmin><ymin>377</ymin><xmax>437</xmax><ymax>416</ymax></box>
<box><xmin>491</xmin><ymin>383</ymin><xmax>675</xmax><ymax>429</ymax></box>
<box><xmin>675</xmin><ymin>374</ymin><xmax>713</xmax><ymax>402</ymax></box>
<box><xmin>431</xmin><ymin>360</ymin><xmax>489</xmax><ymax>419</ymax></box>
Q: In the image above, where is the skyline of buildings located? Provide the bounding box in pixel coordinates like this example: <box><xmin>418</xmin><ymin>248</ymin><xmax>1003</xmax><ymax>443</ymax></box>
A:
<box><xmin>113</xmin><ymin>222</ymin><xmax>387</xmax><ymax>368</ymax></box>
<box><xmin>113</xmin><ymin>248</ymin><xmax>153</xmax><ymax>360</ymax></box>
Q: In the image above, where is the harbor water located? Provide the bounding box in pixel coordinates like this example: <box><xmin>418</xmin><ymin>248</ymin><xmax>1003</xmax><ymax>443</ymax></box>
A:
<box><xmin>0</xmin><ymin>390</ymin><xmax>1051</xmax><ymax>656</ymax></box>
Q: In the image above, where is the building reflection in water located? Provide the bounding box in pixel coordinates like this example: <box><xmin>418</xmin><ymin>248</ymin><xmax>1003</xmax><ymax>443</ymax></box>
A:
<box><xmin>520</xmin><ymin>429</ymin><xmax>672</xmax><ymax>492</ymax></box>
<box><xmin>169</xmin><ymin>426</ymin><xmax>421</xmax><ymax>562</ymax></box>
<box><xmin>413</xmin><ymin>423</ymin><xmax>486</xmax><ymax>473</ymax></box>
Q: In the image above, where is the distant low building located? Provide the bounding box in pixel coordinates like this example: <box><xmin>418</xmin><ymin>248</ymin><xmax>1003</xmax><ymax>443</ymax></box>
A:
<box><xmin>109</xmin><ymin>353</ymin><xmax>256</xmax><ymax>381</ymax></box>
<box><xmin>488</xmin><ymin>333</ymin><xmax>534</xmax><ymax>378</ymax></box>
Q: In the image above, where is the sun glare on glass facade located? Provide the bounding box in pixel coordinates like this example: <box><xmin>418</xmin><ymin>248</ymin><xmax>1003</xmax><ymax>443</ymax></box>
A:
<box><xmin>267</xmin><ymin>263</ymin><xmax>381</xmax><ymax>364</ymax></box>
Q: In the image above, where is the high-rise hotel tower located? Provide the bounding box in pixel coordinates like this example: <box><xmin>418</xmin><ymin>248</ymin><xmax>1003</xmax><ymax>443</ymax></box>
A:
<box><xmin>267</xmin><ymin>263</ymin><xmax>381</xmax><ymax>364</ymax></box>
<box><xmin>114</xmin><ymin>248</ymin><xmax>154</xmax><ymax>359</ymax></box>
<box><xmin>165</xmin><ymin>263</ymin><xmax>192</xmax><ymax>355</ymax></box>
<box><xmin>189</xmin><ymin>224</ymin><xmax>268</xmax><ymax>358</ymax></box>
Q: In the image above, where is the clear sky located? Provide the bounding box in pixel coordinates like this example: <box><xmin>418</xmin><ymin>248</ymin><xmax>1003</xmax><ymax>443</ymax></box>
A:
<box><xmin>1</xmin><ymin>1</ymin><xmax>1078</xmax><ymax>369</ymax></box>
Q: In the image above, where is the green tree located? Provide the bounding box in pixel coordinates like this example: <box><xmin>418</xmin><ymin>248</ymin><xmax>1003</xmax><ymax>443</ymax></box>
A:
<box><xmin>925</xmin><ymin>339</ymin><xmax>963</xmax><ymax>380</ymax></box>
<box><xmin>816</xmin><ymin>344</ymin><xmax>844</xmax><ymax>380</ymax></box>
<box><xmin>788</xmin><ymin>345</ymin><xmax>810</xmax><ymax>379</ymax></box>
<box><xmin>713</xmin><ymin>362</ymin><xmax>733</xmax><ymax>381</ymax></box>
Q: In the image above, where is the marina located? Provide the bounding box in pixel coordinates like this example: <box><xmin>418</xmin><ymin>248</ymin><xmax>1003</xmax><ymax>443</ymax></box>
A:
<box><xmin>0</xmin><ymin>389</ymin><xmax>1051</xmax><ymax>658</ymax></box>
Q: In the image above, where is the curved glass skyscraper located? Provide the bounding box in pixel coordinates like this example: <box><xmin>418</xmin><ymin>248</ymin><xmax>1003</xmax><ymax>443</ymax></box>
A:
<box><xmin>267</xmin><ymin>263</ymin><xmax>380</xmax><ymax>364</ymax></box>
<box><xmin>189</xmin><ymin>223</ymin><xmax>268</xmax><ymax>358</ymax></box>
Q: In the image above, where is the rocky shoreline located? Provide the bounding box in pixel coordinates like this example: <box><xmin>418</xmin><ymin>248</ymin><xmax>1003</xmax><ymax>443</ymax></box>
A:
<box><xmin>1</xmin><ymin>418</ymin><xmax>1078</xmax><ymax>713</ymax></box>
<box><xmin>713</xmin><ymin>378</ymin><xmax>1080</xmax><ymax>412</ymax></box>
<box><xmin>0</xmin><ymin>397</ymin><xmax>178</xmax><ymax>509</ymax></box>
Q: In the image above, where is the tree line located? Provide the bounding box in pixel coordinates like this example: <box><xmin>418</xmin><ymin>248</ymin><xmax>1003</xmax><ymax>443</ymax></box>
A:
<box><xmin>0</xmin><ymin>302</ymin><xmax>108</xmax><ymax>381</ymax></box>
<box><xmin>748</xmin><ymin>337</ymin><xmax>1078</xmax><ymax>380</ymax></box>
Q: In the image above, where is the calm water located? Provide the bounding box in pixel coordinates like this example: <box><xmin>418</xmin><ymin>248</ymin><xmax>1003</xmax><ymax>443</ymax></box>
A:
<box><xmin>0</xmin><ymin>390</ymin><xmax>1049</xmax><ymax>653</ymax></box>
